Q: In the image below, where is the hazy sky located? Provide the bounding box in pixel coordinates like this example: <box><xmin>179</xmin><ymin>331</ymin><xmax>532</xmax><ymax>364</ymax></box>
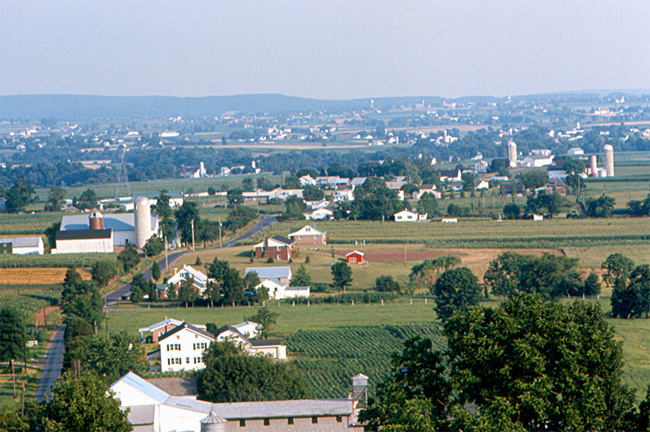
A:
<box><xmin>1</xmin><ymin>0</ymin><xmax>648</xmax><ymax>99</ymax></box>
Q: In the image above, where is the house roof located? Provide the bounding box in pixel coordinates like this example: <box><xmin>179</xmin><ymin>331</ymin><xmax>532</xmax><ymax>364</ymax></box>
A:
<box><xmin>249</xmin><ymin>339</ymin><xmax>283</xmax><ymax>347</ymax></box>
<box><xmin>346</xmin><ymin>250</ymin><xmax>365</xmax><ymax>256</ymax></box>
<box><xmin>158</xmin><ymin>322</ymin><xmax>214</xmax><ymax>343</ymax></box>
<box><xmin>272</xmin><ymin>235</ymin><xmax>294</xmax><ymax>245</ymax></box>
<box><xmin>286</xmin><ymin>286</ymin><xmax>310</xmax><ymax>291</ymax></box>
<box><xmin>138</xmin><ymin>317</ymin><xmax>183</xmax><ymax>333</ymax></box>
<box><xmin>0</xmin><ymin>236</ymin><xmax>42</xmax><ymax>248</ymax></box>
<box><xmin>111</xmin><ymin>371</ymin><xmax>169</xmax><ymax>404</ymax></box>
<box><xmin>56</xmin><ymin>229</ymin><xmax>112</xmax><ymax>240</ymax></box>
<box><xmin>245</xmin><ymin>266</ymin><xmax>291</xmax><ymax>280</ymax></box>
<box><xmin>288</xmin><ymin>225</ymin><xmax>325</xmax><ymax>237</ymax></box>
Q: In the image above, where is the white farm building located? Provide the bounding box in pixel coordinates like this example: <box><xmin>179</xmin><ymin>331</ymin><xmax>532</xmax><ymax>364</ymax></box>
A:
<box><xmin>55</xmin><ymin>198</ymin><xmax>159</xmax><ymax>254</ymax></box>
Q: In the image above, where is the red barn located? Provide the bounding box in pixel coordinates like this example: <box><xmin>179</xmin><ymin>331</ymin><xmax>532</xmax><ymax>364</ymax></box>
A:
<box><xmin>346</xmin><ymin>250</ymin><xmax>365</xmax><ymax>264</ymax></box>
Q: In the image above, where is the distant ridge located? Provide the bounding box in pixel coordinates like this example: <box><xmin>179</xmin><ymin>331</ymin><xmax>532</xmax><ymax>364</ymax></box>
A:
<box><xmin>0</xmin><ymin>94</ymin><xmax>442</xmax><ymax>120</ymax></box>
<box><xmin>0</xmin><ymin>91</ymin><xmax>647</xmax><ymax>120</ymax></box>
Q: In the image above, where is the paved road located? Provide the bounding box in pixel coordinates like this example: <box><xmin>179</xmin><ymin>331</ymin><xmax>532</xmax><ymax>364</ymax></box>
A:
<box><xmin>103</xmin><ymin>215</ymin><xmax>277</xmax><ymax>307</ymax></box>
<box><xmin>34</xmin><ymin>323</ymin><xmax>67</xmax><ymax>401</ymax></box>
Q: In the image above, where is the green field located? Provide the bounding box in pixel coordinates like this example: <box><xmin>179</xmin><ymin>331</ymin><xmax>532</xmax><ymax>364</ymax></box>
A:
<box><xmin>107</xmin><ymin>298</ymin><xmax>649</xmax><ymax>401</ymax></box>
<box><xmin>0</xmin><ymin>212</ymin><xmax>61</xmax><ymax>235</ymax></box>
<box><xmin>0</xmin><ymin>284</ymin><xmax>61</xmax><ymax>316</ymax></box>
<box><xmin>253</xmin><ymin>217</ymin><xmax>650</xmax><ymax>248</ymax></box>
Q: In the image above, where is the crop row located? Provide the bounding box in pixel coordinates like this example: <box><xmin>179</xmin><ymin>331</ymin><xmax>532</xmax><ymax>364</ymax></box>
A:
<box><xmin>0</xmin><ymin>285</ymin><xmax>61</xmax><ymax>315</ymax></box>
<box><xmin>286</xmin><ymin>323</ymin><xmax>446</xmax><ymax>398</ymax></box>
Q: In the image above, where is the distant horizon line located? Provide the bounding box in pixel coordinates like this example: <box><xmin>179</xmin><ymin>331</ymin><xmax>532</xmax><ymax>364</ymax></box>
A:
<box><xmin>2</xmin><ymin>88</ymin><xmax>649</xmax><ymax>100</ymax></box>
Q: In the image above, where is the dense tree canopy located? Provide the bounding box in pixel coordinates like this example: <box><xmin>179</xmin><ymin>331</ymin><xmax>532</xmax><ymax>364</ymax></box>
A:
<box><xmin>331</xmin><ymin>261</ymin><xmax>353</xmax><ymax>292</ymax></box>
<box><xmin>351</xmin><ymin>177</ymin><xmax>402</xmax><ymax>220</ymax></box>
<box><xmin>0</xmin><ymin>307</ymin><xmax>27</xmax><ymax>365</ymax></box>
<box><xmin>431</xmin><ymin>267</ymin><xmax>482</xmax><ymax>321</ymax></box>
<box><xmin>4</xmin><ymin>177</ymin><xmax>35</xmax><ymax>213</ymax></box>
<box><xmin>41</xmin><ymin>372</ymin><xmax>132</xmax><ymax>432</ymax></box>
<box><xmin>484</xmin><ymin>252</ymin><xmax>584</xmax><ymax>299</ymax></box>
<box><xmin>197</xmin><ymin>342</ymin><xmax>313</xmax><ymax>403</ymax></box>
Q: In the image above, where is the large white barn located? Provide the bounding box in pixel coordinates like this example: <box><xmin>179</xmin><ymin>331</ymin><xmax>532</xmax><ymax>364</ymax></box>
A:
<box><xmin>55</xmin><ymin>197</ymin><xmax>159</xmax><ymax>253</ymax></box>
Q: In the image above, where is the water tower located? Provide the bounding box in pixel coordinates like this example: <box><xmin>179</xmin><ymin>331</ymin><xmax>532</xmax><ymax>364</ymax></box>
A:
<box><xmin>89</xmin><ymin>210</ymin><xmax>104</xmax><ymax>230</ymax></box>
<box><xmin>508</xmin><ymin>141</ymin><xmax>517</xmax><ymax>167</ymax></box>
<box><xmin>134</xmin><ymin>196</ymin><xmax>151</xmax><ymax>249</ymax></box>
<box><xmin>603</xmin><ymin>145</ymin><xmax>614</xmax><ymax>177</ymax></box>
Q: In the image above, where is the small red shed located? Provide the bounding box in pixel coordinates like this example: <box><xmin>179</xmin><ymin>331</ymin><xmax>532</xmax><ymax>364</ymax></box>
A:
<box><xmin>346</xmin><ymin>250</ymin><xmax>365</xmax><ymax>264</ymax></box>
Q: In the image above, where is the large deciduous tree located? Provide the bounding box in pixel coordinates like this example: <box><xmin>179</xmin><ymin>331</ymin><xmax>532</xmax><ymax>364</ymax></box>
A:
<box><xmin>331</xmin><ymin>261</ymin><xmax>353</xmax><ymax>292</ymax></box>
<box><xmin>431</xmin><ymin>267</ymin><xmax>481</xmax><ymax>321</ymax></box>
<box><xmin>197</xmin><ymin>342</ymin><xmax>312</xmax><ymax>403</ymax></box>
<box><xmin>41</xmin><ymin>372</ymin><xmax>132</xmax><ymax>432</ymax></box>
<box><xmin>5</xmin><ymin>177</ymin><xmax>35</xmax><ymax>213</ymax></box>
<box><xmin>444</xmin><ymin>294</ymin><xmax>637</xmax><ymax>431</ymax></box>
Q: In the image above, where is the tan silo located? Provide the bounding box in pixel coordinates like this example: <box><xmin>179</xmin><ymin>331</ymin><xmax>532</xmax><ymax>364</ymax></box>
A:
<box><xmin>603</xmin><ymin>145</ymin><xmax>614</xmax><ymax>177</ymax></box>
<box><xmin>200</xmin><ymin>410</ymin><xmax>227</xmax><ymax>432</ymax></box>
<box><xmin>508</xmin><ymin>141</ymin><xmax>517</xmax><ymax>167</ymax></box>
<box><xmin>134</xmin><ymin>196</ymin><xmax>151</xmax><ymax>248</ymax></box>
<box><xmin>589</xmin><ymin>154</ymin><xmax>598</xmax><ymax>177</ymax></box>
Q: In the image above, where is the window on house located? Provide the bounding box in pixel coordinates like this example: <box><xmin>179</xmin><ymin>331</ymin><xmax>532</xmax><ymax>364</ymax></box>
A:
<box><xmin>311</xmin><ymin>417</ymin><xmax>318</xmax><ymax>424</ymax></box>
<box><xmin>239</xmin><ymin>419</ymin><xmax>246</xmax><ymax>427</ymax></box>
<box><xmin>336</xmin><ymin>415</ymin><xmax>342</xmax><ymax>423</ymax></box>
<box><xmin>186</xmin><ymin>357</ymin><xmax>190</xmax><ymax>363</ymax></box>
<box><xmin>287</xmin><ymin>418</ymin><xmax>294</xmax><ymax>425</ymax></box>
<box><xmin>263</xmin><ymin>419</ymin><xmax>270</xmax><ymax>426</ymax></box>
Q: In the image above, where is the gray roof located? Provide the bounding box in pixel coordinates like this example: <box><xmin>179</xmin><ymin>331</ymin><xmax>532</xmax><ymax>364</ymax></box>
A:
<box><xmin>113</xmin><ymin>372</ymin><xmax>355</xmax><ymax>420</ymax></box>
<box><xmin>159</xmin><ymin>322</ymin><xmax>214</xmax><ymax>342</ymax></box>
<box><xmin>56</xmin><ymin>229</ymin><xmax>112</xmax><ymax>240</ymax></box>
<box><xmin>0</xmin><ymin>237</ymin><xmax>42</xmax><ymax>248</ymax></box>
<box><xmin>61</xmin><ymin>213</ymin><xmax>157</xmax><ymax>232</ymax></box>
<box><xmin>245</xmin><ymin>266</ymin><xmax>291</xmax><ymax>280</ymax></box>
<box><xmin>286</xmin><ymin>286</ymin><xmax>309</xmax><ymax>291</ymax></box>
<box><xmin>249</xmin><ymin>339</ymin><xmax>282</xmax><ymax>347</ymax></box>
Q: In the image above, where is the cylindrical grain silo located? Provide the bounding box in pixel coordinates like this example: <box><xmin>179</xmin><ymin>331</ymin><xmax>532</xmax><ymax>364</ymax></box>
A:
<box><xmin>134</xmin><ymin>196</ymin><xmax>151</xmax><ymax>249</ymax></box>
<box><xmin>508</xmin><ymin>141</ymin><xmax>517</xmax><ymax>167</ymax></box>
<box><xmin>589</xmin><ymin>154</ymin><xmax>598</xmax><ymax>177</ymax></box>
<box><xmin>603</xmin><ymin>144</ymin><xmax>614</xmax><ymax>177</ymax></box>
<box><xmin>89</xmin><ymin>210</ymin><xmax>105</xmax><ymax>230</ymax></box>
<box><xmin>200</xmin><ymin>411</ymin><xmax>227</xmax><ymax>432</ymax></box>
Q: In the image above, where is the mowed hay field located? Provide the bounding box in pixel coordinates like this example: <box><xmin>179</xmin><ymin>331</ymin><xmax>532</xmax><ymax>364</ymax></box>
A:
<box><xmin>0</xmin><ymin>267</ymin><xmax>92</xmax><ymax>285</ymax></box>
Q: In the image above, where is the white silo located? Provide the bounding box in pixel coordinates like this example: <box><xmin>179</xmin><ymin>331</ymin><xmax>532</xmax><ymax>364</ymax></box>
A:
<box><xmin>134</xmin><ymin>196</ymin><xmax>151</xmax><ymax>249</ymax></box>
<box><xmin>603</xmin><ymin>145</ymin><xmax>614</xmax><ymax>177</ymax></box>
<box><xmin>589</xmin><ymin>154</ymin><xmax>598</xmax><ymax>177</ymax></box>
<box><xmin>508</xmin><ymin>141</ymin><xmax>517</xmax><ymax>167</ymax></box>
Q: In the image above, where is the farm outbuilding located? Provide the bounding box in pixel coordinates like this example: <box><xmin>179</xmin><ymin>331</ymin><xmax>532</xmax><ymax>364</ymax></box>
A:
<box><xmin>0</xmin><ymin>236</ymin><xmax>45</xmax><ymax>255</ymax></box>
<box><xmin>346</xmin><ymin>250</ymin><xmax>365</xmax><ymax>264</ymax></box>
<box><xmin>54</xmin><ymin>229</ymin><xmax>114</xmax><ymax>254</ymax></box>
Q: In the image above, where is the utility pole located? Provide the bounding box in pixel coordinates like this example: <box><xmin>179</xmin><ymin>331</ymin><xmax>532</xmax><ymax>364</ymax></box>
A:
<box><xmin>42</xmin><ymin>300</ymin><xmax>46</xmax><ymax>331</ymax></box>
<box><xmin>164</xmin><ymin>235</ymin><xmax>169</xmax><ymax>269</ymax></box>
<box><xmin>218</xmin><ymin>218</ymin><xmax>223</xmax><ymax>249</ymax></box>
<box><xmin>191</xmin><ymin>219</ymin><xmax>195</xmax><ymax>252</ymax></box>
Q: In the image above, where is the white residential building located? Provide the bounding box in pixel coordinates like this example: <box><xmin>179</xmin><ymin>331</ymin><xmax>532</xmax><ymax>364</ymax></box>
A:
<box><xmin>393</xmin><ymin>209</ymin><xmax>427</xmax><ymax>222</ymax></box>
<box><xmin>213</xmin><ymin>326</ymin><xmax>287</xmax><ymax>360</ymax></box>
<box><xmin>158</xmin><ymin>323</ymin><xmax>214</xmax><ymax>372</ymax></box>
<box><xmin>167</xmin><ymin>265</ymin><xmax>214</xmax><ymax>296</ymax></box>
<box><xmin>303</xmin><ymin>207</ymin><xmax>335</xmax><ymax>220</ymax></box>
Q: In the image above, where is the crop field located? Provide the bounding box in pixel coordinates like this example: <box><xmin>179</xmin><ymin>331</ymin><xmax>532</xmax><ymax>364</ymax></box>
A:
<box><xmin>286</xmin><ymin>323</ymin><xmax>445</xmax><ymax>398</ymax></box>
<box><xmin>108</xmin><ymin>299</ymin><xmax>648</xmax><ymax>400</ymax></box>
<box><xmin>0</xmin><ymin>284</ymin><xmax>61</xmax><ymax>316</ymax></box>
<box><xmin>0</xmin><ymin>212</ymin><xmax>61</xmax><ymax>235</ymax></box>
<box><xmin>0</xmin><ymin>253</ymin><xmax>116</xmax><ymax>269</ymax></box>
<box><xmin>0</xmin><ymin>267</ymin><xmax>91</xmax><ymax>285</ymax></box>
<box><xmin>252</xmin><ymin>217</ymin><xmax>649</xmax><ymax>248</ymax></box>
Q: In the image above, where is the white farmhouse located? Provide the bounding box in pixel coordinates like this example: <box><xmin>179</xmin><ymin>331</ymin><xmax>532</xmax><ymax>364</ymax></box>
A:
<box><xmin>213</xmin><ymin>326</ymin><xmax>287</xmax><ymax>360</ymax></box>
<box><xmin>394</xmin><ymin>209</ymin><xmax>427</xmax><ymax>222</ymax></box>
<box><xmin>158</xmin><ymin>323</ymin><xmax>214</xmax><ymax>372</ymax></box>
<box><xmin>303</xmin><ymin>207</ymin><xmax>335</xmax><ymax>220</ymax></box>
<box><xmin>167</xmin><ymin>265</ymin><xmax>213</xmax><ymax>296</ymax></box>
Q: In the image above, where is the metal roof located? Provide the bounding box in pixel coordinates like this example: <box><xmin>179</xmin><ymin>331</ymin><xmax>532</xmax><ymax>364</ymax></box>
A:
<box><xmin>56</xmin><ymin>229</ymin><xmax>112</xmax><ymax>240</ymax></box>
<box><xmin>245</xmin><ymin>266</ymin><xmax>291</xmax><ymax>280</ymax></box>
<box><xmin>111</xmin><ymin>372</ymin><xmax>169</xmax><ymax>404</ymax></box>
<box><xmin>0</xmin><ymin>236</ymin><xmax>42</xmax><ymax>248</ymax></box>
<box><xmin>61</xmin><ymin>213</ymin><xmax>157</xmax><ymax>232</ymax></box>
<box><xmin>158</xmin><ymin>322</ymin><xmax>215</xmax><ymax>343</ymax></box>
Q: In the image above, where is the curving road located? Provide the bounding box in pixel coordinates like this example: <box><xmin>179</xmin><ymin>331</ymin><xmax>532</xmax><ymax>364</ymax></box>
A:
<box><xmin>34</xmin><ymin>323</ymin><xmax>67</xmax><ymax>401</ymax></box>
<box><xmin>103</xmin><ymin>215</ymin><xmax>277</xmax><ymax>307</ymax></box>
